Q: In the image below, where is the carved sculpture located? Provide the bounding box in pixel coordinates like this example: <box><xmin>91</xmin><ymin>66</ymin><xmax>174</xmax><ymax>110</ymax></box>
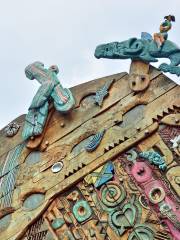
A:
<box><xmin>94</xmin><ymin>79</ymin><xmax>114</xmax><ymax>106</ymax></box>
<box><xmin>124</xmin><ymin>147</ymin><xmax>180</xmax><ymax>239</ymax></box>
<box><xmin>94</xmin><ymin>16</ymin><xmax>180</xmax><ymax>77</ymax></box>
<box><xmin>154</xmin><ymin>15</ymin><xmax>175</xmax><ymax>49</ymax></box>
<box><xmin>0</xmin><ymin>17</ymin><xmax>180</xmax><ymax>240</ymax></box>
<box><xmin>1</xmin><ymin>63</ymin><xmax>179</xmax><ymax>240</ymax></box>
<box><xmin>85</xmin><ymin>130</ymin><xmax>105</xmax><ymax>152</ymax></box>
<box><xmin>22</xmin><ymin>62</ymin><xmax>75</xmax><ymax>141</ymax></box>
<box><xmin>139</xmin><ymin>151</ymin><xmax>167</xmax><ymax>170</ymax></box>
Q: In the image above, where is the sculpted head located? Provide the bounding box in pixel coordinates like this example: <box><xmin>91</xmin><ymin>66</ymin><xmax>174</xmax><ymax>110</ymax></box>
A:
<box><xmin>94</xmin><ymin>42</ymin><xmax>121</xmax><ymax>59</ymax></box>
<box><xmin>25</xmin><ymin>61</ymin><xmax>45</xmax><ymax>80</ymax></box>
<box><xmin>49</xmin><ymin>65</ymin><xmax>59</xmax><ymax>74</ymax></box>
<box><xmin>94</xmin><ymin>38</ymin><xmax>145</xmax><ymax>60</ymax></box>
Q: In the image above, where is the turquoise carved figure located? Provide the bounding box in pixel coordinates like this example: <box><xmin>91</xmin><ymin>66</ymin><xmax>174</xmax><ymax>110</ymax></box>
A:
<box><xmin>139</xmin><ymin>151</ymin><xmax>167</xmax><ymax>171</ymax></box>
<box><xmin>22</xmin><ymin>62</ymin><xmax>75</xmax><ymax>140</ymax></box>
<box><xmin>94</xmin><ymin>15</ymin><xmax>180</xmax><ymax>76</ymax></box>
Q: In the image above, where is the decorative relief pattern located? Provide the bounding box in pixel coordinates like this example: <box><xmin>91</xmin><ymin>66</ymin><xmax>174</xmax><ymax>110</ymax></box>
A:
<box><xmin>139</xmin><ymin>151</ymin><xmax>167</xmax><ymax>170</ymax></box>
<box><xmin>84</xmin><ymin>161</ymin><xmax>114</xmax><ymax>188</ymax></box>
<box><xmin>4</xmin><ymin>122</ymin><xmax>20</xmax><ymax>137</ymax></box>
<box><xmin>22</xmin><ymin>157</ymin><xmax>173</xmax><ymax>240</ymax></box>
<box><xmin>85</xmin><ymin>130</ymin><xmax>105</xmax><ymax>152</ymax></box>
<box><xmin>116</xmin><ymin>125</ymin><xmax>180</xmax><ymax>239</ymax></box>
<box><xmin>0</xmin><ymin>144</ymin><xmax>24</xmax><ymax>209</ymax></box>
<box><xmin>94</xmin><ymin>79</ymin><xmax>114</xmax><ymax>107</ymax></box>
<box><xmin>22</xmin><ymin>217</ymin><xmax>49</xmax><ymax>240</ymax></box>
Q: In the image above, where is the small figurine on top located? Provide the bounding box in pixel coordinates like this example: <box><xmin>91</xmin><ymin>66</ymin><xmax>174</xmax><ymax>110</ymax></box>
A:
<box><xmin>154</xmin><ymin>15</ymin><xmax>175</xmax><ymax>49</ymax></box>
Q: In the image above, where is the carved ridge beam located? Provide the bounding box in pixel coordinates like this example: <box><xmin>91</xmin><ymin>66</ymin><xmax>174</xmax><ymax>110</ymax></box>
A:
<box><xmin>7</xmin><ymin>84</ymin><xmax>179</xmax><ymax>211</ymax></box>
<box><xmin>42</xmin><ymin>68</ymin><xmax>163</xmax><ymax>142</ymax></box>
<box><xmin>4</xmin><ymin>84</ymin><xmax>178</xmax><ymax>207</ymax></box>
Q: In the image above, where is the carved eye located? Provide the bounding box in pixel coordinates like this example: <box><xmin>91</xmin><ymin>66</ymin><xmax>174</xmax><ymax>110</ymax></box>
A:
<box><xmin>49</xmin><ymin>65</ymin><xmax>59</xmax><ymax>74</ymax></box>
<box><xmin>141</xmin><ymin>76</ymin><xmax>146</xmax><ymax>81</ymax></box>
<box><xmin>106</xmin><ymin>47</ymin><xmax>109</xmax><ymax>51</ymax></box>
<box><xmin>132</xmin><ymin>81</ymin><xmax>136</xmax><ymax>86</ymax></box>
<box><xmin>132</xmin><ymin>42</ymin><xmax>139</xmax><ymax>48</ymax></box>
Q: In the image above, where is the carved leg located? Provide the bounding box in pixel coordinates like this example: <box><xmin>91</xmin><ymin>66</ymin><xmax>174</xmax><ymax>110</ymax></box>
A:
<box><xmin>159</xmin><ymin>49</ymin><xmax>180</xmax><ymax>76</ymax></box>
<box><xmin>159</xmin><ymin>63</ymin><xmax>180</xmax><ymax>76</ymax></box>
<box><xmin>26</xmin><ymin>106</ymin><xmax>55</xmax><ymax>150</ymax></box>
<box><xmin>153</xmin><ymin>33</ymin><xmax>162</xmax><ymax>49</ymax></box>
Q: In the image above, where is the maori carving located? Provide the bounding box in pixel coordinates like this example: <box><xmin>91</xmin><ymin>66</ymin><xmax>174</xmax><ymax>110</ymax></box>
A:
<box><xmin>100</xmin><ymin>181</ymin><xmax>126</xmax><ymax>210</ymax></box>
<box><xmin>161</xmin><ymin>113</ymin><xmax>180</xmax><ymax>126</ymax></box>
<box><xmin>159</xmin><ymin>202</ymin><xmax>180</xmax><ymax>230</ymax></box>
<box><xmin>20</xmin><ymin>157</ymin><xmax>173</xmax><ymax>240</ymax></box>
<box><xmin>72</xmin><ymin>200</ymin><xmax>92</xmax><ymax>223</ymax></box>
<box><xmin>94</xmin><ymin>79</ymin><xmax>114</xmax><ymax>106</ymax></box>
<box><xmin>128</xmin><ymin>224</ymin><xmax>154</xmax><ymax>240</ymax></box>
<box><xmin>95</xmin><ymin>37</ymin><xmax>180</xmax><ymax>76</ymax></box>
<box><xmin>4</xmin><ymin>122</ymin><xmax>20</xmax><ymax>137</ymax></box>
<box><xmin>166</xmin><ymin>166</ymin><xmax>180</xmax><ymax>196</ymax></box>
<box><xmin>126</xmin><ymin>149</ymin><xmax>138</xmax><ymax>162</ymax></box>
<box><xmin>85</xmin><ymin>130</ymin><xmax>105</xmax><ymax>152</ymax></box>
<box><xmin>153</xmin><ymin>15</ymin><xmax>175</xmax><ymax>49</ymax></box>
<box><xmin>22</xmin><ymin>217</ymin><xmax>49</xmax><ymax>240</ymax></box>
<box><xmin>159</xmin><ymin>125</ymin><xmax>180</xmax><ymax>158</ymax></box>
<box><xmin>108</xmin><ymin>195</ymin><xmax>138</xmax><ymax>236</ymax></box>
<box><xmin>159</xmin><ymin>125</ymin><xmax>180</xmax><ymax>150</ymax></box>
<box><xmin>84</xmin><ymin>161</ymin><xmax>114</xmax><ymax>188</ymax></box>
<box><xmin>51</xmin><ymin>218</ymin><xmax>65</xmax><ymax>230</ymax></box>
<box><xmin>155</xmin><ymin>231</ymin><xmax>172</xmax><ymax>240</ymax></box>
<box><xmin>122</xmin><ymin>148</ymin><xmax>180</xmax><ymax>239</ymax></box>
<box><xmin>139</xmin><ymin>151</ymin><xmax>167</xmax><ymax>170</ymax></box>
<box><xmin>1</xmin><ymin>42</ymin><xmax>179</xmax><ymax>240</ymax></box>
<box><xmin>22</xmin><ymin>62</ymin><xmax>75</xmax><ymax>141</ymax></box>
<box><xmin>95</xmin><ymin>16</ymin><xmax>180</xmax><ymax>76</ymax></box>
<box><xmin>0</xmin><ymin>144</ymin><xmax>24</xmax><ymax>209</ymax></box>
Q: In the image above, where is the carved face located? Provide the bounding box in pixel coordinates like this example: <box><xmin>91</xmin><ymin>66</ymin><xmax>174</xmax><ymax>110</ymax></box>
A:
<box><xmin>94</xmin><ymin>38</ymin><xmax>145</xmax><ymax>59</ymax></box>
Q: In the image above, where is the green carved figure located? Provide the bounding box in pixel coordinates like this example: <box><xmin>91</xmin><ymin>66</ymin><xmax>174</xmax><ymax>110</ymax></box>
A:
<box><xmin>94</xmin><ymin>15</ymin><xmax>180</xmax><ymax>76</ymax></box>
<box><xmin>22</xmin><ymin>62</ymin><xmax>75</xmax><ymax>140</ymax></box>
<box><xmin>154</xmin><ymin>15</ymin><xmax>175</xmax><ymax>49</ymax></box>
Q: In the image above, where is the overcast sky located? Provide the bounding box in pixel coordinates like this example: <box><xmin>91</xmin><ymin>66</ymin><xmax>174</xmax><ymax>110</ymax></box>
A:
<box><xmin>0</xmin><ymin>0</ymin><xmax>179</xmax><ymax>129</ymax></box>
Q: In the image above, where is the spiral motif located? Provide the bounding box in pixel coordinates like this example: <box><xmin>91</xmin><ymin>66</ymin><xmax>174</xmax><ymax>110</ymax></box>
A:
<box><xmin>100</xmin><ymin>182</ymin><xmax>126</xmax><ymax>207</ymax></box>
